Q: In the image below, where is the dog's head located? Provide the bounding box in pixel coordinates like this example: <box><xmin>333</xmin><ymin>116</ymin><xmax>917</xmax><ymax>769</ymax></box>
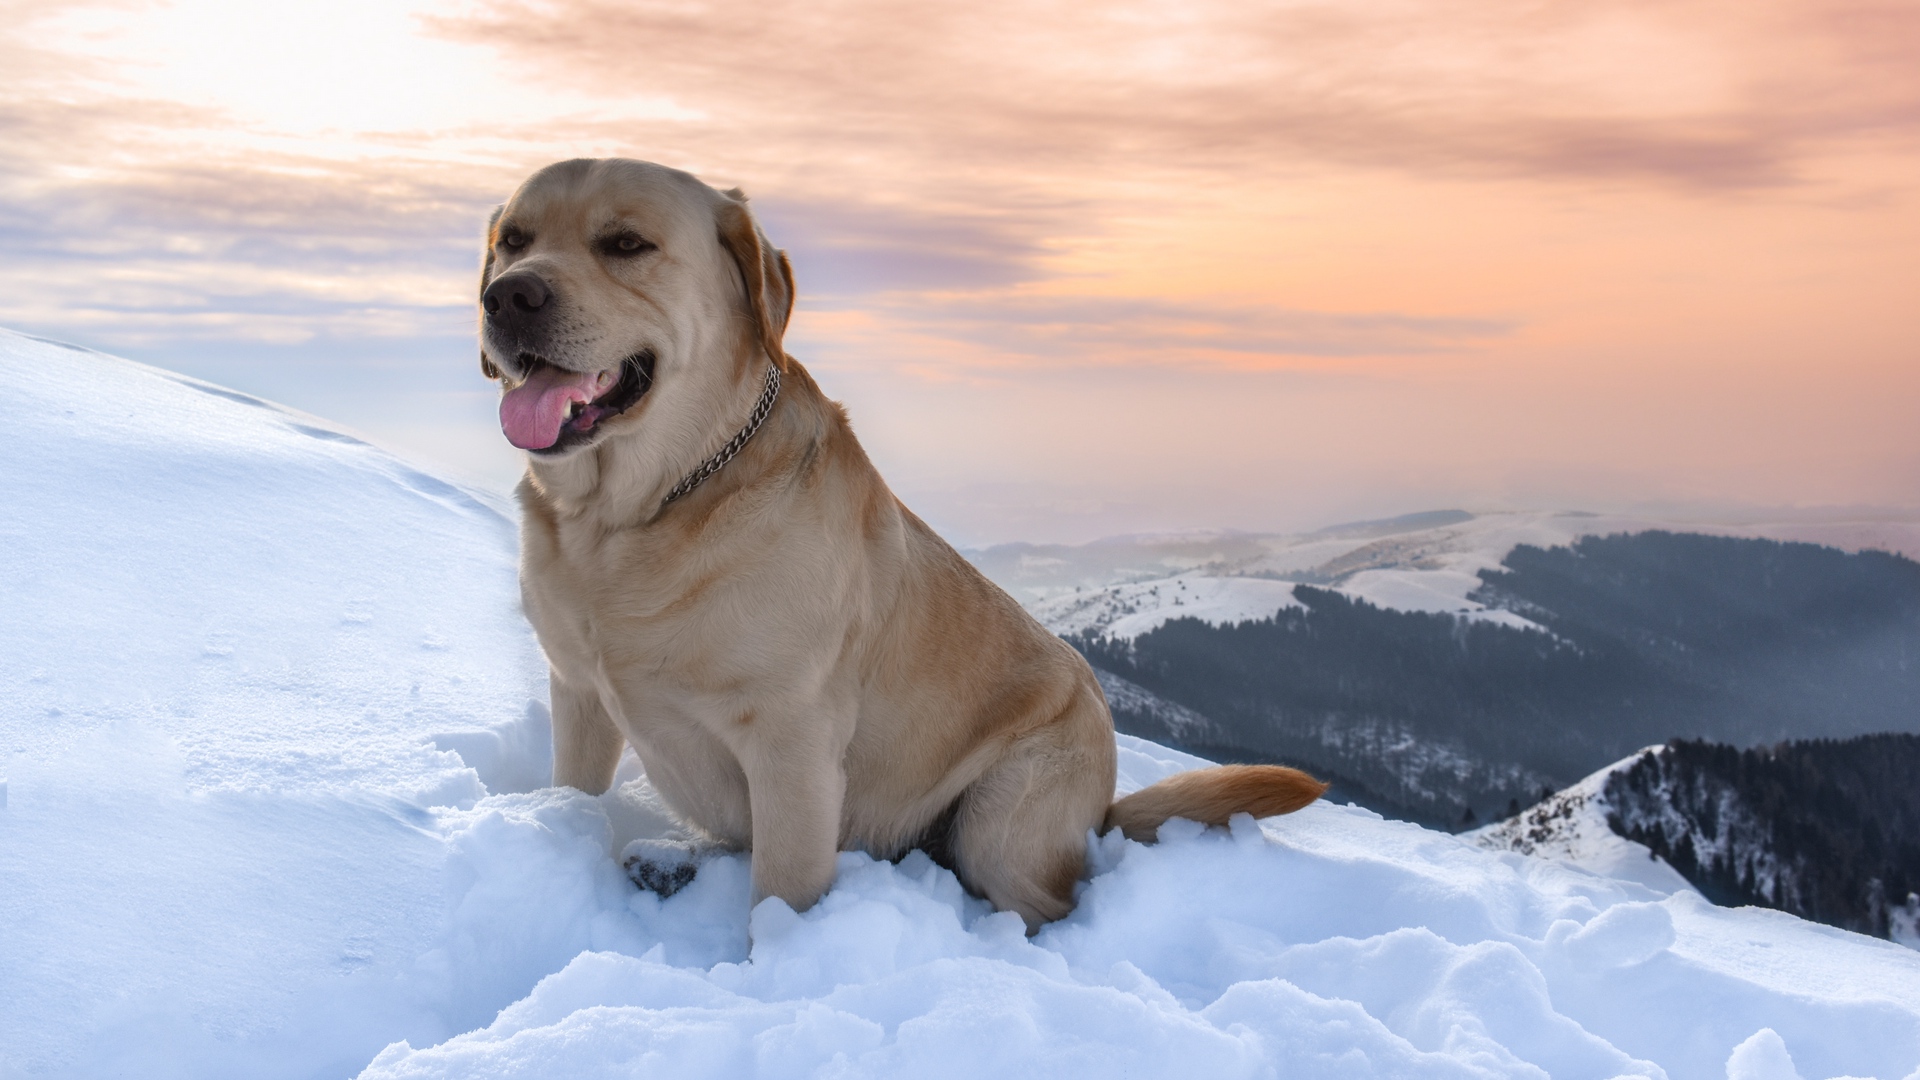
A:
<box><xmin>478</xmin><ymin>158</ymin><xmax>793</xmax><ymax>458</ymax></box>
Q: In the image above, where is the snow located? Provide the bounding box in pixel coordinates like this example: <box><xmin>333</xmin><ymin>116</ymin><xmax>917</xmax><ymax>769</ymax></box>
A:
<box><xmin>1726</xmin><ymin>1030</ymin><xmax>1811</xmax><ymax>1080</ymax></box>
<box><xmin>1480</xmin><ymin>749</ymin><xmax>1920</xmax><ymax>959</ymax></box>
<box><xmin>1467</xmin><ymin>750</ymin><xmax>1700</xmax><ymax>898</ymax></box>
<box><xmin>5</xmin><ymin>329</ymin><xmax>1920</xmax><ymax>1080</ymax></box>
<box><xmin>0</xmin><ymin>328</ymin><xmax>549</xmax><ymax>1076</ymax></box>
<box><xmin>1029</xmin><ymin>575</ymin><xmax>1304</xmax><ymax>639</ymax></box>
<box><xmin>1019</xmin><ymin>543</ymin><xmax>1548</xmax><ymax>642</ymax></box>
<box><xmin>1897</xmin><ymin>898</ymin><xmax>1920</xmax><ymax>951</ymax></box>
<box><xmin>1024</xmin><ymin>565</ymin><xmax>1542</xmax><ymax>645</ymax></box>
<box><xmin>1337</xmin><ymin>568</ymin><xmax>1543</xmax><ymax>631</ymax></box>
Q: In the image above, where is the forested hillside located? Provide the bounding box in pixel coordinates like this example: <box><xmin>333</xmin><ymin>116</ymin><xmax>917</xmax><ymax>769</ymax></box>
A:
<box><xmin>1476</xmin><ymin>532</ymin><xmax>1920</xmax><ymax>741</ymax></box>
<box><xmin>1607</xmin><ymin>735</ymin><xmax>1920</xmax><ymax>940</ymax></box>
<box><xmin>1073</xmin><ymin>532</ymin><xmax>1920</xmax><ymax>826</ymax></box>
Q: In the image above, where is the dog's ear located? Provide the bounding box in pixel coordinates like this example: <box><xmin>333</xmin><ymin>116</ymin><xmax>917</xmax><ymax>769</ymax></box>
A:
<box><xmin>716</xmin><ymin>193</ymin><xmax>795</xmax><ymax>373</ymax></box>
<box><xmin>478</xmin><ymin>204</ymin><xmax>505</xmax><ymax>381</ymax></box>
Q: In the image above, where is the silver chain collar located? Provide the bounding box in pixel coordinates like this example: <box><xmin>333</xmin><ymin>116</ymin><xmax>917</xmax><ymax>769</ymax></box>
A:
<box><xmin>660</xmin><ymin>362</ymin><xmax>782</xmax><ymax>507</ymax></box>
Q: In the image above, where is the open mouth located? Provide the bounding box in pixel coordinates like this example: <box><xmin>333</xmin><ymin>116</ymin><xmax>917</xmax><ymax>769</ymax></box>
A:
<box><xmin>499</xmin><ymin>351</ymin><xmax>655</xmax><ymax>454</ymax></box>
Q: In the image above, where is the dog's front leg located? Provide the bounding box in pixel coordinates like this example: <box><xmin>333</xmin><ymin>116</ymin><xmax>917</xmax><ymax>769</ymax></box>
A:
<box><xmin>550</xmin><ymin>669</ymin><xmax>624</xmax><ymax>795</ymax></box>
<box><xmin>738</xmin><ymin>726</ymin><xmax>846</xmax><ymax>913</ymax></box>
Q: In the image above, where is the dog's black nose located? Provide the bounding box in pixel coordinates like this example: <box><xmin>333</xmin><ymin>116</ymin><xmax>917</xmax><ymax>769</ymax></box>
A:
<box><xmin>483</xmin><ymin>272</ymin><xmax>552</xmax><ymax>320</ymax></box>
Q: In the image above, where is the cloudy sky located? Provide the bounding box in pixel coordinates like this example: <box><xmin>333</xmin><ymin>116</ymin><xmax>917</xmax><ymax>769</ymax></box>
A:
<box><xmin>4</xmin><ymin>0</ymin><xmax>1916</xmax><ymax>543</ymax></box>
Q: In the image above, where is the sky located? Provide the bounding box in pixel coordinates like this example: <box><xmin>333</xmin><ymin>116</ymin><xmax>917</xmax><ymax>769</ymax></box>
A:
<box><xmin>2</xmin><ymin>0</ymin><xmax>1916</xmax><ymax>545</ymax></box>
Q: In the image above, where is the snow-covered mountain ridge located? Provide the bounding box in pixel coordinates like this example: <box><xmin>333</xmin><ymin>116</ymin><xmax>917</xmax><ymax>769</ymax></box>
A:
<box><xmin>970</xmin><ymin>510</ymin><xmax>1920</xmax><ymax>642</ymax></box>
<box><xmin>5</xmin><ymin>329</ymin><xmax>1920</xmax><ymax>1079</ymax></box>
<box><xmin>1472</xmin><ymin>739</ymin><xmax>1920</xmax><ymax>950</ymax></box>
<box><xmin>1469</xmin><ymin>751</ymin><xmax>1707</xmax><ymax>898</ymax></box>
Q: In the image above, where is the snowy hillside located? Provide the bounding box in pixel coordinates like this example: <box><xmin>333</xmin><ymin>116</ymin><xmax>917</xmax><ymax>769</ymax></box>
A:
<box><xmin>975</xmin><ymin>510</ymin><xmax>1920</xmax><ymax>641</ymax></box>
<box><xmin>1031</xmin><ymin>575</ymin><xmax>1307</xmax><ymax>639</ymax></box>
<box><xmin>5</xmin><ymin>329</ymin><xmax>1920</xmax><ymax>1080</ymax></box>
<box><xmin>1474</xmin><ymin>743</ymin><xmax>1920</xmax><ymax>951</ymax></box>
<box><xmin>1477</xmin><ymin>738</ymin><xmax>1920</xmax><ymax>949</ymax></box>
<box><xmin>1467</xmin><ymin>751</ymin><xmax>1701</xmax><ymax>898</ymax></box>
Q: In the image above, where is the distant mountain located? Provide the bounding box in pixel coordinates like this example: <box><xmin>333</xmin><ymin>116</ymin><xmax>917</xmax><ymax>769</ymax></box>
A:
<box><xmin>968</xmin><ymin>508</ymin><xmax>1920</xmax><ymax>613</ymax></box>
<box><xmin>1066</xmin><ymin>531</ymin><xmax>1920</xmax><ymax>827</ymax></box>
<box><xmin>1474</xmin><ymin>735</ymin><xmax>1920</xmax><ymax>948</ymax></box>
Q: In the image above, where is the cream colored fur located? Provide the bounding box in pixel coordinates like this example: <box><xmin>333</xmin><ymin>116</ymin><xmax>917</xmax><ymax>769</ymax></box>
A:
<box><xmin>481</xmin><ymin>158</ymin><xmax>1324</xmax><ymax>930</ymax></box>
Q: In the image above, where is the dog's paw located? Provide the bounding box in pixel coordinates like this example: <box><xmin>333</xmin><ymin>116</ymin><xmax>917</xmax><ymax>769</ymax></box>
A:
<box><xmin>621</xmin><ymin>838</ymin><xmax>717</xmax><ymax>898</ymax></box>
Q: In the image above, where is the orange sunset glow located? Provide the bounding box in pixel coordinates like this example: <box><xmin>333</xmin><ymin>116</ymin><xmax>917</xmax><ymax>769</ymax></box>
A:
<box><xmin>3</xmin><ymin>0</ymin><xmax>1916</xmax><ymax>542</ymax></box>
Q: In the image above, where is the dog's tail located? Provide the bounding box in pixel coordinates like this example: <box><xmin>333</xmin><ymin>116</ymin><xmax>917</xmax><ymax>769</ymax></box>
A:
<box><xmin>1104</xmin><ymin>765</ymin><xmax>1329</xmax><ymax>842</ymax></box>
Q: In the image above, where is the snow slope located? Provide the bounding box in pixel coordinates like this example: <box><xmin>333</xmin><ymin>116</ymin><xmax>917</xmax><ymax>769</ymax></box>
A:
<box><xmin>0</xmin><ymin>329</ymin><xmax>553</xmax><ymax>1076</ymax></box>
<box><xmin>5</xmin><ymin>329</ymin><xmax>1920</xmax><ymax>1080</ymax></box>
<box><xmin>1467</xmin><ymin>751</ymin><xmax>1700</xmax><ymax>898</ymax></box>
<box><xmin>1476</xmin><ymin>745</ymin><xmax>1920</xmax><ymax>952</ymax></box>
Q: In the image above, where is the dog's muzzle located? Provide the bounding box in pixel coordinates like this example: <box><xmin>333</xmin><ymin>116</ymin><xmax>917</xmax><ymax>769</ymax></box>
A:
<box><xmin>498</xmin><ymin>352</ymin><xmax>655</xmax><ymax>453</ymax></box>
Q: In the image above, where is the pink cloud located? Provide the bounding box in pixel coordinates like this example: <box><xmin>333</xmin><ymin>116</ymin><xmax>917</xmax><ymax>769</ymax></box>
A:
<box><xmin>433</xmin><ymin>0</ymin><xmax>1920</xmax><ymax>193</ymax></box>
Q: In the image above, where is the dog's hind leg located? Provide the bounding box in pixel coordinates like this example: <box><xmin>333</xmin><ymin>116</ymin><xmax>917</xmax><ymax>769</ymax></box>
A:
<box><xmin>551</xmin><ymin>670</ymin><xmax>624</xmax><ymax>795</ymax></box>
<box><xmin>949</xmin><ymin>694</ymin><xmax>1115</xmax><ymax>933</ymax></box>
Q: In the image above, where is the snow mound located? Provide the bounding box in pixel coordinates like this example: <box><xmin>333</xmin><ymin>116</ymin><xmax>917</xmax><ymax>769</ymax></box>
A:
<box><xmin>4</xmin><ymin>330</ymin><xmax>1920</xmax><ymax>1080</ymax></box>
<box><xmin>361</xmin><ymin>776</ymin><xmax>1920</xmax><ymax>1080</ymax></box>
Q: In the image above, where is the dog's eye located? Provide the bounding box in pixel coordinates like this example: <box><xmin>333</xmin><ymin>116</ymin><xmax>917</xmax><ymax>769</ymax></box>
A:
<box><xmin>500</xmin><ymin>229</ymin><xmax>529</xmax><ymax>250</ymax></box>
<box><xmin>601</xmin><ymin>232</ymin><xmax>657</xmax><ymax>258</ymax></box>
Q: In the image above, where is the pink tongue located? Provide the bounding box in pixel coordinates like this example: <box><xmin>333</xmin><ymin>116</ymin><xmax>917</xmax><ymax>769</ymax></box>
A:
<box><xmin>500</xmin><ymin>366</ymin><xmax>610</xmax><ymax>450</ymax></box>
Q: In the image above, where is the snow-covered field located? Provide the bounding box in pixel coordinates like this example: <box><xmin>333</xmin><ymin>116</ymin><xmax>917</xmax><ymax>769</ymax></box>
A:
<box><xmin>5</xmin><ymin>329</ymin><xmax>1920</xmax><ymax>1080</ymax></box>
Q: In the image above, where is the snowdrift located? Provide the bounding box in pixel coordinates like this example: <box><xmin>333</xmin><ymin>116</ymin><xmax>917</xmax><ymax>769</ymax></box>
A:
<box><xmin>3</xmin><ymin>329</ymin><xmax>1918</xmax><ymax>1080</ymax></box>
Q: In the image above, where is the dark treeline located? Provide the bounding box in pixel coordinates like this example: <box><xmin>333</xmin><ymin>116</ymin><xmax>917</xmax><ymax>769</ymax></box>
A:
<box><xmin>1606</xmin><ymin>735</ymin><xmax>1920</xmax><ymax>939</ymax></box>
<box><xmin>1073</xmin><ymin>531</ymin><xmax>1920</xmax><ymax>827</ymax></box>
<box><xmin>1475</xmin><ymin>532</ymin><xmax>1920</xmax><ymax>742</ymax></box>
<box><xmin>1077</xmin><ymin>587</ymin><xmax>1602</xmax><ymax>825</ymax></box>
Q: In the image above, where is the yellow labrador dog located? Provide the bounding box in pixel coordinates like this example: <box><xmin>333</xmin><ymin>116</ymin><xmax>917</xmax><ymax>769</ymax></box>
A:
<box><xmin>479</xmin><ymin>158</ymin><xmax>1325</xmax><ymax>930</ymax></box>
